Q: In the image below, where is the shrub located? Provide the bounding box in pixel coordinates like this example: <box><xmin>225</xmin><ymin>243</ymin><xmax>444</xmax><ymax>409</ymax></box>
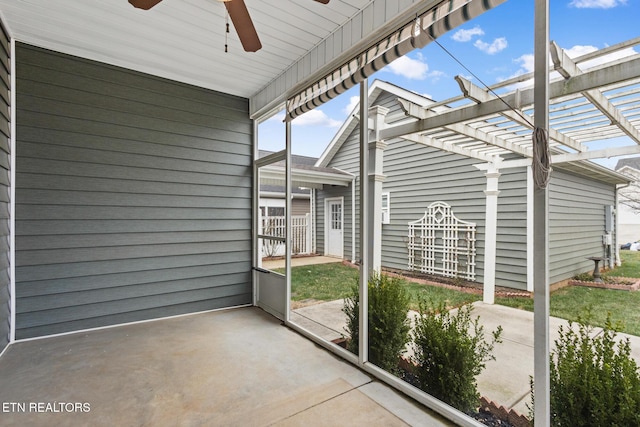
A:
<box><xmin>342</xmin><ymin>272</ymin><xmax>411</xmax><ymax>372</ymax></box>
<box><xmin>531</xmin><ymin>314</ymin><xmax>640</xmax><ymax>426</ymax></box>
<box><xmin>412</xmin><ymin>301</ymin><xmax>502</xmax><ymax>414</ymax></box>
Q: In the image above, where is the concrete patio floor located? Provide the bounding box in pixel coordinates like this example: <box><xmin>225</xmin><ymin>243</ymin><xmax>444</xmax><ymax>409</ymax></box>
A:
<box><xmin>0</xmin><ymin>306</ymin><xmax>454</xmax><ymax>427</ymax></box>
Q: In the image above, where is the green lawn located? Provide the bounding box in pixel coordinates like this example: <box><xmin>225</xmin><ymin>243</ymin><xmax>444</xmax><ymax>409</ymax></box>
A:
<box><xmin>281</xmin><ymin>252</ymin><xmax>640</xmax><ymax>336</ymax></box>
<box><xmin>496</xmin><ymin>287</ymin><xmax>640</xmax><ymax>336</ymax></box>
<box><xmin>283</xmin><ymin>262</ymin><xmax>480</xmax><ymax>311</ymax></box>
<box><xmin>496</xmin><ymin>250</ymin><xmax>640</xmax><ymax>336</ymax></box>
<box><xmin>605</xmin><ymin>250</ymin><xmax>640</xmax><ymax>278</ymax></box>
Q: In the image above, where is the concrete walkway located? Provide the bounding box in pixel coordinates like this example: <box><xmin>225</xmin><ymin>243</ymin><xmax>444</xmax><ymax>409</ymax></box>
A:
<box><xmin>0</xmin><ymin>307</ymin><xmax>453</xmax><ymax>427</ymax></box>
<box><xmin>292</xmin><ymin>300</ymin><xmax>640</xmax><ymax>416</ymax></box>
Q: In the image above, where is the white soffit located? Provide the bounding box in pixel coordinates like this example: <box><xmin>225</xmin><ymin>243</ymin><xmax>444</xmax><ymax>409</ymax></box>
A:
<box><xmin>0</xmin><ymin>0</ymin><xmax>372</xmax><ymax>101</ymax></box>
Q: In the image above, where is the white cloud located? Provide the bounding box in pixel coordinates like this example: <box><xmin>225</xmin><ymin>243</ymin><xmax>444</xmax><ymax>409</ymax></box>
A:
<box><xmin>569</xmin><ymin>0</ymin><xmax>627</xmax><ymax>9</ymax></box>
<box><xmin>474</xmin><ymin>37</ymin><xmax>508</xmax><ymax>55</ymax></box>
<box><xmin>291</xmin><ymin>109</ymin><xmax>342</xmax><ymax>128</ymax></box>
<box><xmin>344</xmin><ymin>96</ymin><xmax>359</xmax><ymax>115</ymax></box>
<box><xmin>567</xmin><ymin>45</ymin><xmax>637</xmax><ymax>70</ymax></box>
<box><xmin>385</xmin><ymin>55</ymin><xmax>430</xmax><ymax>80</ymax></box>
<box><xmin>565</xmin><ymin>45</ymin><xmax>599</xmax><ymax>58</ymax></box>
<box><xmin>451</xmin><ymin>26</ymin><xmax>484</xmax><ymax>42</ymax></box>
<box><xmin>514</xmin><ymin>53</ymin><xmax>535</xmax><ymax>75</ymax></box>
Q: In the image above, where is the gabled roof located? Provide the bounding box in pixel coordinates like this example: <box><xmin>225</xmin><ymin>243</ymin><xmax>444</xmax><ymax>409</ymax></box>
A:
<box><xmin>259</xmin><ymin>150</ymin><xmax>353</xmax><ymax>190</ymax></box>
<box><xmin>316</xmin><ymin>80</ymin><xmax>433</xmax><ymax>167</ymax></box>
<box><xmin>616</xmin><ymin>157</ymin><xmax>640</xmax><ymax>171</ymax></box>
<box><xmin>317</xmin><ymin>39</ymin><xmax>640</xmax><ymax>186</ymax></box>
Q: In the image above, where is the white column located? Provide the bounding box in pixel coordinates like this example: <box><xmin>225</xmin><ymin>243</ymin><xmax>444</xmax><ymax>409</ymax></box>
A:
<box><xmin>483</xmin><ymin>168</ymin><xmax>500</xmax><ymax>304</ymax></box>
<box><xmin>533</xmin><ymin>0</ymin><xmax>551</xmax><ymax>425</ymax></box>
<box><xmin>368</xmin><ymin>105</ymin><xmax>389</xmax><ymax>272</ymax></box>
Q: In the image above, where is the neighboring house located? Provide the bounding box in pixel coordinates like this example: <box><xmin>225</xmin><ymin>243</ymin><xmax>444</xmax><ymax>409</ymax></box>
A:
<box><xmin>258</xmin><ymin>151</ymin><xmax>316</xmax><ymax>256</ymax></box>
<box><xmin>615</xmin><ymin>158</ymin><xmax>640</xmax><ymax>244</ymax></box>
<box><xmin>259</xmin><ymin>150</ymin><xmax>315</xmax><ymax>218</ymax></box>
<box><xmin>257</xmin><ymin>150</ymin><xmax>353</xmax><ymax>259</ymax></box>
<box><xmin>314</xmin><ymin>80</ymin><xmax>628</xmax><ymax>292</ymax></box>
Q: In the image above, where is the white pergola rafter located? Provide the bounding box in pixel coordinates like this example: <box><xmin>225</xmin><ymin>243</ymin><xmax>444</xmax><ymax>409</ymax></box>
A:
<box><xmin>550</xmin><ymin>41</ymin><xmax>640</xmax><ymax>145</ymax></box>
<box><xmin>400</xmin><ymin>133</ymin><xmax>498</xmax><ymax>163</ymax></box>
<box><xmin>398</xmin><ymin>98</ymin><xmax>529</xmax><ymax>157</ymax></box>
<box><xmin>379</xmin><ymin>53</ymin><xmax>640</xmax><ymax>146</ymax></box>
<box><xmin>455</xmin><ymin>77</ymin><xmax>588</xmax><ymax>153</ymax></box>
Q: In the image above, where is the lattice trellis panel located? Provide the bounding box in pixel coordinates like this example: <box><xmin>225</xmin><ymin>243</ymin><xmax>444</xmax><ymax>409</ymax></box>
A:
<box><xmin>408</xmin><ymin>202</ymin><xmax>477</xmax><ymax>281</ymax></box>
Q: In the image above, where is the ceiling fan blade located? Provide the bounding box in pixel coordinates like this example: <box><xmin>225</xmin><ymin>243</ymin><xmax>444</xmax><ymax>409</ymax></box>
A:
<box><xmin>128</xmin><ymin>0</ymin><xmax>163</xmax><ymax>10</ymax></box>
<box><xmin>314</xmin><ymin>0</ymin><xmax>330</xmax><ymax>4</ymax></box>
<box><xmin>225</xmin><ymin>0</ymin><xmax>262</xmax><ymax>53</ymax></box>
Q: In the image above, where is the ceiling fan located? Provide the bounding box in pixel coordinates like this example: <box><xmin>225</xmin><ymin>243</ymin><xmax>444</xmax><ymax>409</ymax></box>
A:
<box><xmin>128</xmin><ymin>0</ymin><xmax>330</xmax><ymax>53</ymax></box>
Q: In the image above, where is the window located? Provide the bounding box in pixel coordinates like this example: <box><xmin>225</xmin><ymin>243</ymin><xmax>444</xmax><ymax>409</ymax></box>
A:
<box><xmin>381</xmin><ymin>192</ymin><xmax>390</xmax><ymax>224</ymax></box>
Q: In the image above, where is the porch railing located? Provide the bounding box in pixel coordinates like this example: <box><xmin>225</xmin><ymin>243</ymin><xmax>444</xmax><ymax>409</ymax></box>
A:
<box><xmin>260</xmin><ymin>214</ymin><xmax>311</xmax><ymax>257</ymax></box>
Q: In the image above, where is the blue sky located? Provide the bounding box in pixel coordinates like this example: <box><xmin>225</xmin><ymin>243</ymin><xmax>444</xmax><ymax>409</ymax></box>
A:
<box><xmin>258</xmin><ymin>0</ymin><xmax>639</xmax><ymax>168</ymax></box>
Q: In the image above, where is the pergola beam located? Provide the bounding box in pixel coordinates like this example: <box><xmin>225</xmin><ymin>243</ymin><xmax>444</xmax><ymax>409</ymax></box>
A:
<box><xmin>398</xmin><ymin>99</ymin><xmax>532</xmax><ymax>157</ymax></box>
<box><xmin>400</xmin><ymin>133</ymin><xmax>499</xmax><ymax>164</ymax></box>
<box><xmin>475</xmin><ymin>144</ymin><xmax>640</xmax><ymax>170</ymax></box>
<box><xmin>456</xmin><ymin>77</ymin><xmax>587</xmax><ymax>152</ymax></box>
<box><xmin>550</xmin><ymin>41</ymin><xmax>640</xmax><ymax>145</ymax></box>
<box><xmin>379</xmin><ymin>55</ymin><xmax>640</xmax><ymax>142</ymax></box>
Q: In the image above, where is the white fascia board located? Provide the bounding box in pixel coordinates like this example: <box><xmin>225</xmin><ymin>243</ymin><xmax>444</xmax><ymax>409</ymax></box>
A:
<box><xmin>260</xmin><ymin>165</ymin><xmax>353</xmax><ymax>187</ymax></box>
<box><xmin>316</xmin><ymin>80</ymin><xmax>436</xmax><ymax>168</ymax></box>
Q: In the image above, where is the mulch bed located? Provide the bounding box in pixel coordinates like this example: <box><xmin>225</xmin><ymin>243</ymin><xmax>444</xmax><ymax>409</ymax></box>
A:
<box><xmin>568</xmin><ymin>277</ymin><xmax>640</xmax><ymax>291</ymax></box>
<box><xmin>381</xmin><ymin>267</ymin><xmax>532</xmax><ymax>298</ymax></box>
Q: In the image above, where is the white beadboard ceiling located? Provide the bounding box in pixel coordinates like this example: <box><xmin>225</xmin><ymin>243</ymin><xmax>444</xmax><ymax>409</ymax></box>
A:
<box><xmin>0</xmin><ymin>0</ymin><xmax>378</xmax><ymax>109</ymax></box>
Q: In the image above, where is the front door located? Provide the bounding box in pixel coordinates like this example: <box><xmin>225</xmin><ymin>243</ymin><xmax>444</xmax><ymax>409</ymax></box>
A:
<box><xmin>326</xmin><ymin>198</ymin><xmax>343</xmax><ymax>257</ymax></box>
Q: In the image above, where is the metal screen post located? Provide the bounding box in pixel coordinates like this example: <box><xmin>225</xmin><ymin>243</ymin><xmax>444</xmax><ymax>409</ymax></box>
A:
<box><xmin>359</xmin><ymin>80</ymin><xmax>369</xmax><ymax>366</ymax></box>
<box><xmin>285</xmin><ymin>120</ymin><xmax>292</xmax><ymax>323</ymax></box>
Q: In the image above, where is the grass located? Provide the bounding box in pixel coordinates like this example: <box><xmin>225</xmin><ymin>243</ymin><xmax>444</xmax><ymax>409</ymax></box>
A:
<box><xmin>285</xmin><ymin>263</ymin><xmax>358</xmax><ymax>301</ymax></box>
<box><xmin>282</xmin><ymin>262</ymin><xmax>480</xmax><ymax>311</ymax></box>
<box><xmin>496</xmin><ymin>250</ymin><xmax>640</xmax><ymax>336</ymax></box>
<box><xmin>496</xmin><ymin>287</ymin><xmax>640</xmax><ymax>336</ymax></box>
<box><xmin>282</xmin><ymin>251</ymin><xmax>640</xmax><ymax>336</ymax></box>
<box><xmin>605</xmin><ymin>250</ymin><xmax>640</xmax><ymax>278</ymax></box>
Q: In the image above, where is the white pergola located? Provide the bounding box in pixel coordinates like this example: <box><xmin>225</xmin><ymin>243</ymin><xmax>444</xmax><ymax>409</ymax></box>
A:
<box><xmin>382</xmin><ymin>38</ymin><xmax>640</xmax><ymax>165</ymax></box>
<box><xmin>367</xmin><ymin>37</ymin><xmax>640</xmax><ymax>301</ymax></box>
<box><xmin>360</xmin><ymin>33</ymin><xmax>640</xmax><ymax>425</ymax></box>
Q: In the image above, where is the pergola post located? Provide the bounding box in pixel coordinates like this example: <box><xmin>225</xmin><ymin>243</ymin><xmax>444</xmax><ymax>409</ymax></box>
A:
<box><xmin>533</xmin><ymin>0</ymin><xmax>551</xmax><ymax>425</ymax></box>
<box><xmin>483</xmin><ymin>167</ymin><xmax>501</xmax><ymax>304</ymax></box>
<box><xmin>369</xmin><ymin>105</ymin><xmax>389</xmax><ymax>272</ymax></box>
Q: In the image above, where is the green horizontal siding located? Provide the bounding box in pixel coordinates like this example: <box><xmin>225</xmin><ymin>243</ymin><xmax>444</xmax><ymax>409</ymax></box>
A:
<box><xmin>549</xmin><ymin>170</ymin><xmax>614</xmax><ymax>283</ymax></box>
<box><xmin>15</xmin><ymin>44</ymin><xmax>252</xmax><ymax>339</ymax></box>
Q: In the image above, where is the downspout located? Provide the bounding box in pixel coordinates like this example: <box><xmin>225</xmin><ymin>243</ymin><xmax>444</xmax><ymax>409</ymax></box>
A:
<box><xmin>615</xmin><ymin>182</ymin><xmax>630</xmax><ymax>267</ymax></box>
